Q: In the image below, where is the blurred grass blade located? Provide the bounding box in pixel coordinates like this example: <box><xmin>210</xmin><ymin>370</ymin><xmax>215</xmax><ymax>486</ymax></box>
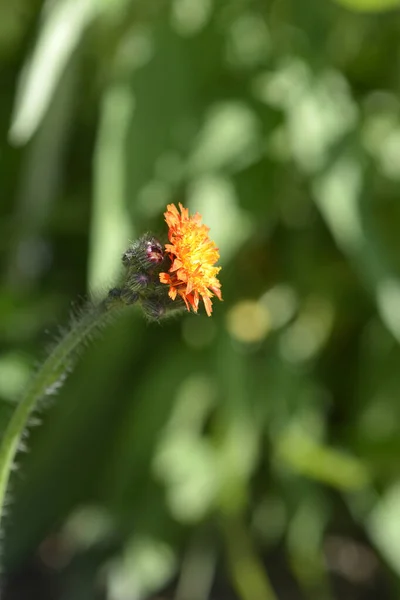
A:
<box><xmin>333</xmin><ymin>0</ymin><xmax>400</xmax><ymax>11</ymax></box>
<box><xmin>174</xmin><ymin>531</ymin><xmax>216</xmax><ymax>600</ymax></box>
<box><xmin>7</xmin><ymin>60</ymin><xmax>77</xmax><ymax>290</ymax></box>
<box><xmin>89</xmin><ymin>84</ymin><xmax>134</xmax><ymax>292</ymax></box>
<box><xmin>368</xmin><ymin>482</ymin><xmax>400</xmax><ymax>575</ymax></box>
<box><xmin>107</xmin><ymin>536</ymin><xmax>177</xmax><ymax>600</ymax></box>
<box><xmin>314</xmin><ymin>155</ymin><xmax>400</xmax><ymax>344</ymax></box>
<box><xmin>276</xmin><ymin>425</ymin><xmax>370</xmax><ymax>491</ymax></box>
<box><xmin>222</xmin><ymin>516</ymin><xmax>277</xmax><ymax>600</ymax></box>
<box><xmin>9</xmin><ymin>0</ymin><xmax>97</xmax><ymax>145</ymax></box>
<box><xmin>288</xmin><ymin>499</ymin><xmax>333</xmax><ymax>600</ymax></box>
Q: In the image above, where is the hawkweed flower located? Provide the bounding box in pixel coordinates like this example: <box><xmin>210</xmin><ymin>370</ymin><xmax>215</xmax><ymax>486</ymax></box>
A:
<box><xmin>0</xmin><ymin>202</ymin><xmax>223</xmax><ymax>562</ymax></box>
<box><xmin>116</xmin><ymin>204</ymin><xmax>222</xmax><ymax>318</ymax></box>
<box><xmin>159</xmin><ymin>203</ymin><xmax>222</xmax><ymax>316</ymax></box>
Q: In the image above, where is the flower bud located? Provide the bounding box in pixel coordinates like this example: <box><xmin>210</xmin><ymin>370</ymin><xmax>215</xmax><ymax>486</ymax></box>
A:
<box><xmin>128</xmin><ymin>272</ymin><xmax>151</xmax><ymax>291</ymax></box>
<box><xmin>140</xmin><ymin>295</ymin><xmax>167</xmax><ymax>321</ymax></box>
<box><xmin>108</xmin><ymin>288</ymin><xmax>121</xmax><ymax>299</ymax></box>
<box><xmin>145</xmin><ymin>239</ymin><xmax>164</xmax><ymax>265</ymax></box>
<box><xmin>140</xmin><ymin>293</ymin><xmax>186</xmax><ymax>321</ymax></box>
<box><xmin>122</xmin><ymin>235</ymin><xmax>165</xmax><ymax>272</ymax></box>
<box><xmin>105</xmin><ymin>287</ymin><xmax>125</xmax><ymax>309</ymax></box>
<box><xmin>120</xmin><ymin>289</ymin><xmax>139</xmax><ymax>305</ymax></box>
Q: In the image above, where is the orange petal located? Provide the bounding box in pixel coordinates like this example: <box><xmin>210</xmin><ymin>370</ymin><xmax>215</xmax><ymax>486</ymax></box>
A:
<box><xmin>186</xmin><ymin>293</ymin><xmax>198</xmax><ymax>313</ymax></box>
<box><xmin>167</xmin><ymin>203</ymin><xmax>179</xmax><ymax>217</ymax></box>
<box><xmin>179</xmin><ymin>291</ymin><xmax>191</xmax><ymax>312</ymax></box>
<box><xmin>168</xmin><ymin>287</ymin><xmax>177</xmax><ymax>300</ymax></box>
<box><xmin>178</xmin><ymin>203</ymin><xmax>189</xmax><ymax>220</ymax></box>
<box><xmin>177</xmin><ymin>268</ymin><xmax>188</xmax><ymax>281</ymax></box>
<box><xmin>186</xmin><ymin>279</ymin><xmax>193</xmax><ymax>295</ymax></box>
<box><xmin>210</xmin><ymin>285</ymin><xmax>222</xmax><ymax>300</ymax></box>
<box><xmin>202</xmin><ymin>295</ymin><xmax>212</xmax><ymax>317</ymax></box>
<box><xmin>171</xmin><ymin>258</ymin><xmax>183</xmax><ymax>272</ymax></box>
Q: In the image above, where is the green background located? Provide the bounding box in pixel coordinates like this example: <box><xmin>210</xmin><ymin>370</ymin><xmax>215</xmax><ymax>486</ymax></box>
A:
<box><xmin>2</xmin><ymin>0</ymin><xmax>400</xmax><ymax>598</ymax></box>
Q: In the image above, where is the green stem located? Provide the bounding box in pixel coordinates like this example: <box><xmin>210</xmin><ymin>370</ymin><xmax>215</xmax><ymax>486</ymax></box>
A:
<box><xmin>0</xmin><ymin>296</ymin><xmax>122</xmax><ymax>526</ymax></box>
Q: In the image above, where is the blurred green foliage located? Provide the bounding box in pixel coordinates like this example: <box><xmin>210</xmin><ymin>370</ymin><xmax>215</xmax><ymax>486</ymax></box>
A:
<box><xmin>2</xmin><ymin>0</ymin><xmax>400</xmax><ymax>598</ymax></box>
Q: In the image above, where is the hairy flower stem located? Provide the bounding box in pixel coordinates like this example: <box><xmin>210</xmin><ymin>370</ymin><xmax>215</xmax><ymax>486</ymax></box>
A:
<box><xmin>0</xmin><ymin>226</ymin><xmax>196</xmax><ymax>554</ymax></box>
<box><xmin>0</xmin><ymin>293</ymin><xmax>124</xmax><ymax>530</ymax></box>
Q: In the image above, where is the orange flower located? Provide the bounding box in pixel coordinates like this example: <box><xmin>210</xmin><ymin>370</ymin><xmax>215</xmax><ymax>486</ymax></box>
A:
<box><xmin>159</xmin><ymin>203</ymin><xmax>222</xmax><ymax>316</ymax></box>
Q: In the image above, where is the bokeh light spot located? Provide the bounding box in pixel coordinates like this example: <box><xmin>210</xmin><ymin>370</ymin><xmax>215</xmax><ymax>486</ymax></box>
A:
<box><xmin>226</xmin><ymin>300</ymin><xmax>271</xmax><ymax>344</ymax></box>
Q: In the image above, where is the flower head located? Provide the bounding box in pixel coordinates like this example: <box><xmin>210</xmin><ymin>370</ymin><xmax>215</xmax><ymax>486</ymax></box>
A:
<box><xmin>159</xmin><ymin>203</ymin><xmax>222</xmax><ymax>316</ymax></box>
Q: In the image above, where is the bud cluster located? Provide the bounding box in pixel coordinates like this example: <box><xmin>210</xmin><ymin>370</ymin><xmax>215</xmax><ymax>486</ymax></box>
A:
<box><xmin>107</xmin><ymin>234</ymin><xmax>185</xmax><ymax>321</ymax></box>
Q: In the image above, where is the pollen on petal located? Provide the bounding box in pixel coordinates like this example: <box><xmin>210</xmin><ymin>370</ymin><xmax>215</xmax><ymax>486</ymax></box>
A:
<box><xmin>159</xmin><ymin>203</ymin><xmax>222</xmax><ymax>316</ymax></box>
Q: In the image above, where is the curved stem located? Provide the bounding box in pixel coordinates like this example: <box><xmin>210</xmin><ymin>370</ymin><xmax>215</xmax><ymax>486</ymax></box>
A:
<box><xmin>0</xmin><ymin>296</ymin><xmax>123</xmax><ymax>525</ymax></box>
